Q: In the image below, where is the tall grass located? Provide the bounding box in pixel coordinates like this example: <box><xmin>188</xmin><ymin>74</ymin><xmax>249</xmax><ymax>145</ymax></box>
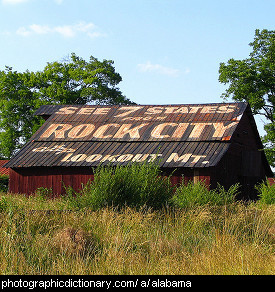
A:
<box><xmin>0</xmin><ymin>162</ymin><xmax>274</xmax><ymax>275</ymax></box>
<box><xmin>0</xmin><ymin>193</ymin><xmax>273</xmax><ymax>275</ymax></box>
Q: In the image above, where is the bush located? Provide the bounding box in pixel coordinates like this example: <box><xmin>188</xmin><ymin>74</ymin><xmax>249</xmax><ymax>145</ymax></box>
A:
<box><xmin>255</xmin><ymin>180</ymin><xmax>275</xmax><ymax>205</ymax></box>
<box><xmin>65</xmin><ymin>162</ymin><xmax>173</xmax><ymax>210</ymax></box>
<box><xmin>0</xmin><ymin>175</ymin><xmax>9</xmax><ymax>192</ymax></box>
<box><xmin>35</xmin><ymin>187</ymin><xmax>53</xmax><ymax>199</ymax></box>
<box><xmin>170</xmin><ymin>180</ymin><xmax>240</xmax><ymax>208</ymax></box>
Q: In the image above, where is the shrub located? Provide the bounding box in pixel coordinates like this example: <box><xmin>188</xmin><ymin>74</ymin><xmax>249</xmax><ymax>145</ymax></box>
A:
<box><xmin>0</xmin><ymin>175</ymin><xmax>9</xmax><ymax>192</ymax></box>
<box><xmin>255</xmin><ymin>180</ymin><xmax>275</xmax><ymax>205</ymax></box>
<box><xmin>35</xmin><ymin>187</ymin><xmax>53</xmax><ymax>199</ymax></box>
<box><xmin>170</xmin><ymin>180</ymin><xmax>240</xmax><ymax>208</ymax></box>
<box><xmin>65</xmin><ymin>162</ymin><xmax>173</xmax><ymax>210</ymax></box>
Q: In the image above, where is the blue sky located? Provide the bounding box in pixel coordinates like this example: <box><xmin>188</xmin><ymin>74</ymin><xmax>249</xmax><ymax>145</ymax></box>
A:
<box><xmin>0</xmin><ymin>0</ymin><xmax>274</xmax><ymax>134</ymax></box>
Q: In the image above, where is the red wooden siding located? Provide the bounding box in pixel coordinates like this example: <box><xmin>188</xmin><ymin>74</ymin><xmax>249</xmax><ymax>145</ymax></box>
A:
<box><xmin>9</xmin><ymin>167</ymin><xmax>95</xmax><ymax>196</ymax></box>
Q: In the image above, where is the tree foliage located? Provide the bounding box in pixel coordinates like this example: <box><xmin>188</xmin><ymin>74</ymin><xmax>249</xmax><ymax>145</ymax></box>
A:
<box><xmin>219</xmin><ymin>29</ymin><xmax>275</xmax><ymax>166</ymax></box>
<box><xmin>0</xmin><ymin>53</ymin><xmax>133</xmax><ymax>158</ymax></box>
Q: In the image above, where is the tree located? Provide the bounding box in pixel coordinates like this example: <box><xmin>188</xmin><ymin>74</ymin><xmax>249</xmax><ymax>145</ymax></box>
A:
<box><xmin>38</xmin><ymin>53</ymin><xmax>132</xmax><ymax>105</ymax></box>
<box><xmin>0</xmin><ymin>53</ymin><xmax>133</xmax><ymax>158</ymax></box>
<box><xmin>219</xmin><ymin>29</ymin><xmax>275</xmax><ymax>167</ymax></box>
<box><xmin>0</xmin><ymin>68</ymin><xmax>43</xmax><ymax>158</ymax></box>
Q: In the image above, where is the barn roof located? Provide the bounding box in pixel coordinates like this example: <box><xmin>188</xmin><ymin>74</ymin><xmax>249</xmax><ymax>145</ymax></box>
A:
<box><xmin>4</xmin><ymin>102</ymin><xmax>268</xmax><ymax>169</ymax></box>
<box><xmin>0</xmin><ymin>160</ymin><xmax>9</xmax><ymax>176</ymax></box>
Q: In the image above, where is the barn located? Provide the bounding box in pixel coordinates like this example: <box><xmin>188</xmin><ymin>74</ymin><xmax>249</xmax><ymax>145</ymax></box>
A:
<box><xmin>0</xmin><ymin>160</ymin><xmax>9</xmax><ymax>176</ymax></box>
<box><xmin>4</xmin><ymin>102</ymin><xmax>273</xmax><ymax>199</ymax></box>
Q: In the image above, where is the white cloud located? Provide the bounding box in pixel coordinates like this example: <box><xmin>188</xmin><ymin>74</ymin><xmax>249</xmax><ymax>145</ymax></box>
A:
<box><xmin>137</xmin><ymin>61</ymin><xmax>180</xmax><ymax>76</ymax></box>
<box><xmin>54</xmin><ymin>0</ymin><xmax>63</xmax><ymax>4</ymax></box>
<box><xmin>16</xmin><ymin>27</ymin><xmax>31</xmax><ymax>36</ymax></box>
<box><xmin>15</xmin><ymin>22</ymin><xmax>103</xmax><ymax>39</ymax></box>
<box><xmin>2</xmin><ymin>0</ymin><xmax>29</xmax><ymax>4</ymax></box>
<box><xmin>29</xmin><ymin>24</ymin><xmax>51</xmax><ymax>35</ymax></box>
<box><xmin>54</xmin><ymin>25</ymin><xmax>75</xmax><ymax>38</ymax></box>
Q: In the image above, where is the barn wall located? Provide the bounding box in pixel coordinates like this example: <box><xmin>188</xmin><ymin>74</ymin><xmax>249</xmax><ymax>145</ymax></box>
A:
<box><xmin>9</xmin><ymin>166</ymin><xmax>211</xmax><ymax>196</ymax></box>
<box><xmin>9</xmin><ymin>167</ymin><xmax>94</xmax><ymax>196</ymax></box>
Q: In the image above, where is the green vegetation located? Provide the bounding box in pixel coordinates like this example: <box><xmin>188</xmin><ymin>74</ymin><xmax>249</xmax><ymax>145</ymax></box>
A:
<box><xmin>61</xmin><ymin>163</ymin><xmax>242</xmax><ymax>211</ymax></box>
<box><xmin>0</xmin><ymin>163</ymin><xmax>274</xmax><ymax>275</ymax></box>
<box><xmin>170</xmin><ymin>181</ymin><xmax>240</xmax><ymax>208</ymax></box>
<box><xmin>255</xmin><ymin>180</ymin><xmax>275</xmax><ymax>205</ymax></box>
<box><xmin>219</xmin><ymin>29</ymin><xmax>275</xmax><ymax>166</ymax></box>
<box><xmin>0</xmin><ymin>174</ymin><xmax>9</xmax><ymax>192</ymax></box>
<box><xmin>63</xmin><ymin>162</ymin><xmax>173</xmax><ymax>210</ymax></box>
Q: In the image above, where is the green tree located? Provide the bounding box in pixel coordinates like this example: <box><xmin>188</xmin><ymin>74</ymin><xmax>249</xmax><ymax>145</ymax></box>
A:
<box><xmin>0</xmin><ymin>68</ymin><xmax>43</xmax><ymax>158</ymax></box>
<box><xmin>219</xmin><ymin>29</ymin><xmax>275</xmax><ymax>166</ymax></box>
<box><xmin>38</xmin><ymin>53</ymin><xmax>132</xmax><ymax>105</ymax></box>
<box><xmin>0</xmin><ymin>53</ymin><xmax>133</xmax><ymax>158</ymax></box>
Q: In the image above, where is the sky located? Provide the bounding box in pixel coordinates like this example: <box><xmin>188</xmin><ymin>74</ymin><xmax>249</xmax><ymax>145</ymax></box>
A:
<box><xmin>0</xmin><ymin>0</ymin><xmax>274</xmax><ymax>134</ymax></box>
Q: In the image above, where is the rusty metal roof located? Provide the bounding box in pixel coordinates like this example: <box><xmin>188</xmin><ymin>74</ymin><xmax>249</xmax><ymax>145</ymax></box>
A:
<box><xmin>6</xmin><ymin>102</ymin><xmax>248</xmax><ymax>168</ymax></box>
<box><xmin>0</xmin><ymin>160</ymin><xmax>9</xmax><ymax>176</ymax></box>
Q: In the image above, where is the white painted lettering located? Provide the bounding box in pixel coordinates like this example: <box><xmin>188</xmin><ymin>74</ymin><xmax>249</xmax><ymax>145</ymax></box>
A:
<box><xmin>200</xmin><ymin>106</ymin><xmax>217</xmax><ymax>113</ymax></box>
<box><xmin>77</xmin><ymin>107</ymin><xmax>95</xmax><ymax>115</ymax></box>
<box><xmin>116</xmin><ymin>154</ymin><xmax>134</xmax><ymax>162</ymax></box>
<box><xmin>163</xmin><ymin>107</ymin><xmax>180</xmax><ymax>114</ymax></box>
<box><xmin>70</xmin><ymin>154</ymin><xmax>87</xmax><ymax>162</ymax></box>
<box><xmin>93</xmin><ymin>108</ymin><xmax>110</xmax><ymax>115</ymax></box>
<box><xmin>166</xmin><ymin>153</ymin><xmax>192</xmax><ymax>164</ymax></box>
<box><xmin>189</xmin><ymin>123</ymin><xmax>212</xmax><ymax>138</ymax></box>
<box><xmin>212</xmin><ymin>122</ymin><xmax>238</xmax><ymax>138</ymax></box>
<box><xmin>151</xmin><ymin>123</ymin><xmax>178</xmax><ymax>138</ymax></box>
<box><xmin>68</xmin><ymin>124</ymin><xmax>95</xmax><ymax>139</ymax></box>
<box><xmin>145</xmin><ymin>107</ymin><xmax>163</xmax><ymax>114</ymax></box>
<box><xmin>101</xmin><ymin>154</ymin><xmax>119</xmax><ymax>162</ymax></box>
<box><xmin>61</xmin><ymin>153</ymin><xmax>74</xmax><ymax>162</ymax></box>
<box><xmin>132</xmin><ymin>154</ymin><xmax>150</xmax><ymax>162</ymax></box>
<box><xmin>172</xmin><ymin>123</ymin><xmax>189</xmax><ymax>138</ymax></box>
<box><xmin>41</xmin><ymin>123</ymin><xmax>73</xmax><ymax>139</ymax></box>
<box><xmin>113</xmin><ymin>123</ymin><xmax>149</xmax><ymax>139</ymax></box>
<box><xmin>189</xmin><ymin>106</ymin><xmax>202</xmax><ymax>113</ymax></box>
<box><xmin>114</xmin><ymin>106</ymin><xmax>142</xmax><ymax>117</ymax></box>
<box><xmin>85</xmin><ymin>154</ymin><xmax>103</xmax><ymax>162</ymax></box>
<box><xmin>217</xmin><ymin>105</ymin><xmax>235</xmax><ymax>113</ymax></box>
<box><xmin>56</xmin><ymin>107</ymin><xmax>78</xmax><ymax>115</ymax></box>
<box><xmin>93</xmin><ymin>124</ymin><xmax>120</xmax><ymax>139</ymax></box>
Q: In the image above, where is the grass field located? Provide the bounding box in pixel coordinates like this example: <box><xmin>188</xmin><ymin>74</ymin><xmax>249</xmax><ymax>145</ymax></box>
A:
<box><xmin>0</xmin><ymin>163</ymin><xmax>274</xmax><ymax>275</ymax></box>
<box><xmin>0</xmin><ymin>192</ymin><xmax>274</xmax><ymax>275</ymax></box>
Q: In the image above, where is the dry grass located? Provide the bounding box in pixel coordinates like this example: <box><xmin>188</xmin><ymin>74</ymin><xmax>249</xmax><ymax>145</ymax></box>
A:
<box><xmin>0</xmin><ymin>193</ymin><xmax>274</xmax><ymax>275</ymax></box>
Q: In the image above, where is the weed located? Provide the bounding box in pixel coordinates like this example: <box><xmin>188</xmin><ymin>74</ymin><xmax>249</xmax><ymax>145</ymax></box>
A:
<box><xmin>0</xmin><ymin>175</ymin><xmax>9</xmax><ymax>192</ymax></box>
<box><xmin>255</xmin><ymin>180</ymin><xmax>275</xmax><ymax>205</ymax></box>
<box><xmin>170</xmin><ymin>180</ymin><xmax>240</xmax><ymax>208</ymax></box>
<box><xmin>63</xmin><ymin>162</ymin><xmax>173</xmax><ymax>210</ymax></box>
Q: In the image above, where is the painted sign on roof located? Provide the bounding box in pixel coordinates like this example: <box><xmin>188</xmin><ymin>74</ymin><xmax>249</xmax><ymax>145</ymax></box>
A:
<box><xmin>33</xmin><ymin>103</ymin><xmax>245</xmax><ymax>142</ymax></box>
<box><xmin>5</xmin><ymin>102</ymin><xmax>247</xmax><ymax>168</ymax></box>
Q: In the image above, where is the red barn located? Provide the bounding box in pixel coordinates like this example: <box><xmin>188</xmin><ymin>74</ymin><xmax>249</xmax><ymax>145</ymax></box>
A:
<box><xmin>0</xmin><ymin>160</ymin><xmax>9</xmax><ymax>176</ymax></box>
<box><xmin>4</xmin><ymin>102</ymin><xmax>273</xmax><ymax>199</ymax></box>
